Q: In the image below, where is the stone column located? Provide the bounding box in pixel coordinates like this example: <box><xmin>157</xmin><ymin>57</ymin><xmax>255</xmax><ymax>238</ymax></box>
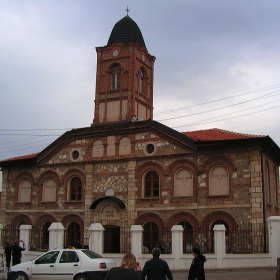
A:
<box><xmin>213</xmin><ymin>224</ymin><xmax>226</xmax><ymax>268</ymax></box>
<box><xmin>268</xmin><ymin>216</ymin><xmax>280</xmax><ymax>266</ymax></box>
<box><xmin>88</xmin><ymin>223</ymin><xmax>104</xmax><ymax>254</ymax></box>
<box><xmin>48</xmin><ymin>222</ymin><xmax>65</xmax><ymax>250</ymax></box>
<box><xmin>19</xmin><ymin>225</ymin><xmax>32</xmax><ymax>251</ymax></box>
<box><xmin>171</xmin><ymin>225</ymin><xmax>184</xmax><ymax>269</ymax></box>
<box><xmin>130</xmin><ymin>225</ymin><xmax>143</xmax><ymax>259</ymax></box>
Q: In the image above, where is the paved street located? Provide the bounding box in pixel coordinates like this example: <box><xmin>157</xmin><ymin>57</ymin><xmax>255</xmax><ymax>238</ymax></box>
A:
<box><xmin>172</xmin><ymin>268</ymin><xmax>276</xmax><ymax>280</ymax></box>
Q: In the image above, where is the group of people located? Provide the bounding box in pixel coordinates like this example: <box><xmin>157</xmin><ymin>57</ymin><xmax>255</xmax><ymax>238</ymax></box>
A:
<box><xmin>105</xmin><ymin>246</ymin><xmax>206</xmax><ymax>280</ymax></box>
<box><xmin>2</xmin><ymin>240</ymin><xmax>25</xmax><ymax>272</ymax></box>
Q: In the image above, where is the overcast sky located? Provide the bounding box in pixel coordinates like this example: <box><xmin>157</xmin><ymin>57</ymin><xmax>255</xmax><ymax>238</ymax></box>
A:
<box><xmin>0</xmin><ymin>0</ymin><xmax>280</xmax><ymax>162</ymax></box>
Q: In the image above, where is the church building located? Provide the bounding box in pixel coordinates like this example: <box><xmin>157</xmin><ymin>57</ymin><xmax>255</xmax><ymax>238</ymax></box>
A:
<box><xmin>0</xmin><ymin>15</ymin><xmax>280</xmax><ymax>253</ymax></box>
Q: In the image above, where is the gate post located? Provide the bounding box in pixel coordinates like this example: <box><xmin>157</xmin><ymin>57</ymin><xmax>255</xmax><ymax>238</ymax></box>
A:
<box><xmin>130</xmin><ymin>225</ymin><xmax>143</xmax><ymax>259</ymax></box>
<box><xmin>268</xmin><ymin>216</ymin><xmax>280</xmax><ymax>266</ymax></box>
<box><xmin>88</xmin><ymin>223</ymin><xmax>104</xmax><ymax>254</ymax></box>
<box><xmin>213</xmin><ymin>224</ymin><xmax>226</xmax><ymax>268</ymax></box>
<box><xmin>19</xmin><ymin>224</ymin><xmax>32</xmax><ymax>251</ymax></box>
<box><xmin>171</xmin><ymin>225</ymin><xmax>184</xmax><ymax>269</ymax></box>
<box><xmin>48</xmin><ymin>222</ymin><xmax>65</xmax><ymax>250</ymax></box>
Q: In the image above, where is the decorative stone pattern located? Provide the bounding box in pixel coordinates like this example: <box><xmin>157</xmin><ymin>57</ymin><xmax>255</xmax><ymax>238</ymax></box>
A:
<box><xmin>94</xmin><ymin>176</ymin><xmax>128</xmax><ymax>192</ymax></box>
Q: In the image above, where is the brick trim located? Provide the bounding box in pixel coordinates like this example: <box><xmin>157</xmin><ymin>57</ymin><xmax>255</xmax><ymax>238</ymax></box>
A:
<box><xmin>35</xmin><ymin>213</ymin><xmax>57</xmax><ymax>229</ymax></box>
<box><xmin>61</xmin><ymin>168</ymin><xmax>86</xmax><ymax>185</ymax></box>
<box><xmin>202</xmin><ymin>210</ymin><xmax>238</xmax><ymax>229</ymax></box>
<box><xmin>135</xmin><ymin>211</ymin><xmax>165</xmax><ymax>230</ymax></box>
<box><xmin>166</xmin><ymin>211</ymin><xmax>200</xmax><ymax>230</ymax></box>
<box><xmin>11</xmin><ymin>214</ymin><xmax>33</xmax><ymax>227</ymax></box>
<box><xmin>202</xmin><ymin>156</ymin><xmax>236</xmax><ymax>174</ymax></box>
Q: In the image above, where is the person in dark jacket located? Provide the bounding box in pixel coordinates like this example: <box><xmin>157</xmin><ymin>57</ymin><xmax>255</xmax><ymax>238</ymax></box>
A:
<box><xmin>188</xmin><ymin>247</ymin><xmax>206</xmax><ymax>280</ymax></box>
<box><xmin>3</xmin><ymin>242</ymin><xmax>11</xmax><ymax>272</ymax></box>
<box><xmin>11</xmin><ymin>240</ymin><xmax>25</xmax><ymax>266</ymax></box>
<box><xmin>142</xmin><ymin>247</ymin><xmax>173</xmax><ymax>280</ymax></box>
<box><xmin>105</xmin><ymin>253</ymin><xmax>141</xmax><ymax>280</ymax></box>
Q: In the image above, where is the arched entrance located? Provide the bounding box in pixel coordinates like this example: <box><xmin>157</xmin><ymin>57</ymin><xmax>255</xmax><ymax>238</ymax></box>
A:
<box><xmin>90</xmin><ymin>196</ymin><xmax>126</xmax><ymax>253</ymax></box>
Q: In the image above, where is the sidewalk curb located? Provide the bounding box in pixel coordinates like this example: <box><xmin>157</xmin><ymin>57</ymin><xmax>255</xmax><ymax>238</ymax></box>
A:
<box><xmin>172</xmin><ymin>266</ymin><xmax>276</xmax><ymax>274</ymax></box>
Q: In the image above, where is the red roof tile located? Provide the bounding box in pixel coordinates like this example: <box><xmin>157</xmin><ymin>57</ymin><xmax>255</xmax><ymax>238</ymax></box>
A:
<box><xmin>183</xmin><ymin>128</ymin><xmax>266</xmax><ymax>141</ymax></box>
<box><xmin>1</xmin><ymin>153</ymin><xmax>38</xmax><ymax>162</ymax></box>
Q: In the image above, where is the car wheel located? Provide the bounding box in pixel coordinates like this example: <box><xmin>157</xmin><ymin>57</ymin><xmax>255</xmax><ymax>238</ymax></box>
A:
<box><xmin>14</xmin><ymin>272</ymin><xmax>29</xmax><ymax>280</ymax></box>
<box><xmin>74</xmin><ymin>274</ymin><xmax>89</xmax><ymax>280</ymax></box>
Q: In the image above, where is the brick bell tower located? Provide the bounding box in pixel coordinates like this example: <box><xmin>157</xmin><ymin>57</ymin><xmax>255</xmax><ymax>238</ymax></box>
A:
<box><xmin>93</xmin><ymin>14</ymin><xmax>156</xmax><ymax>125</ymax></box>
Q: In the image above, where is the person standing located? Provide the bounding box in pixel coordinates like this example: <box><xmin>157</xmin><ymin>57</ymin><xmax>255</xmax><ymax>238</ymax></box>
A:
<box><xmin>188</xmin><ymin>247</ymin><xmax>206</xmax><ymax>280</ymax></box>
<box><xmin>104</xmin><ymin>253</ymin><xmax>141</xmax><ymax>280</ymax></box>
<box><xmin>142</xmin><ymin>247</ymin><xmax>173</xmax><ymax>280</ymax></box>
<box><xmin>3</xmin><ymin>242</ymin><xmax>11</xmax><ymax>272</ymax></box>
<box><xmin>11</xmin><ymin>240</ymin><xmax>25</xmax><ymax>266</ymax></box>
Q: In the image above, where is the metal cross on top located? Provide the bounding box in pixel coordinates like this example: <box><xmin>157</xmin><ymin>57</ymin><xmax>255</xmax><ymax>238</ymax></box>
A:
<box><xmin>126</xmin><ymin>6</ymin><xmax>130</xmax><ymax>16</ymax></box>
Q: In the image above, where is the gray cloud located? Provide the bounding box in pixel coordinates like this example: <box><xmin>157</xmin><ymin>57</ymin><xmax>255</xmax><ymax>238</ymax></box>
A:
<box><xmin>0</xmin><ymin>0</ymin><xmax>280</xmax><ymax>161</ymax></box>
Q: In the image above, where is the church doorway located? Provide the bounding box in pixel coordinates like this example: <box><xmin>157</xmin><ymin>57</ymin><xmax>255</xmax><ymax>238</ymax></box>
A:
<box><xmin>103</xmin><ymin>225</ymin><xmax>120</xmax><ymax>253</ymax></box>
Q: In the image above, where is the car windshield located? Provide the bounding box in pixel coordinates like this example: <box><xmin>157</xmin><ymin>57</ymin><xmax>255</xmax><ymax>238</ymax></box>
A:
<box><xmin>81</xmin><ymin>249</ymin><xmax>103</xmax><ymax>259</ymax></box>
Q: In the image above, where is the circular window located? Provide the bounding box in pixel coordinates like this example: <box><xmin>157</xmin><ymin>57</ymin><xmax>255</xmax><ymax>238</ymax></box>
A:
<box><xmin>146</xmin><ymin>144</ymin><xmax>155</xmax><ymax>154</ymax></box>
<box><xmin>113</xmin><ymin>49</ymin><xmax>119</xmax><ymax>56</ymax></box>
<box><xmin>72</xmin><ymin>150</ymin><xmax>79</xmax><ymax>160</ymax></box>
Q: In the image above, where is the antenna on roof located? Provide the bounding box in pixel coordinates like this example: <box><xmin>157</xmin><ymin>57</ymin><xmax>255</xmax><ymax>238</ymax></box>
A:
<box><xmin>125</xmin><ymin>6</ymin><xmax>130</xmax><ymax>16</ymax></box>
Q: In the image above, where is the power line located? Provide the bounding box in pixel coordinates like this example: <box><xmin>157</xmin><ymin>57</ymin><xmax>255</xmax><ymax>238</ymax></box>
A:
<box><xmin>180</xmin><ymin>99</ymin><xmax>280</xmax><ymax>126</ymax></box>
<box><xmin>154</xmin><ymin>83</ymin><xmax>280</xmax><ymax>116</ymax></box>
<box><xmin>156</xmin><ymin>90</ymin><xmax>280</xmax><ymax>122</ymax></box>
<box><xmin>173</xmin><ymin>104</ymin><xmax>280</xmax><ymax>129</ymax></box>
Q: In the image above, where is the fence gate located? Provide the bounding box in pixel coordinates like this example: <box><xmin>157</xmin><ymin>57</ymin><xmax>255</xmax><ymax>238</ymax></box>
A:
<box><xmin>103</xmin><ymin>225</ymin><xmax>120</xmax><ymax>253</ymax></box>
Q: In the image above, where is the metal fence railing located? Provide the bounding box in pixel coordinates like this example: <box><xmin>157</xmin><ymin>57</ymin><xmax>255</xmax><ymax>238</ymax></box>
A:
<box><xmin>189</xmin><ymin>227</ymin><xmax>213</xmax><ymax>254</ymax></box>
<box><xmin>29</xmin><ymin>228</ymin><xmax>49</xmax><ymax>252</ymax></box>
<box><xmin>0</xmin><ymin>223</ymin><xmax>269</xmax><ymax>254</ymax></box>
<box><xmin>142</xmin><ymin>227</ymin><xmax>172</xmax><ymax>254</ymax></box>
<box><xmin>229</xmin><ymin>224</ymin><xmax>268</xmax><ymax>254</ymax></box>
<box><xmin>0</xmin><ymin>225</ymin><xmax>19</xmax><ymax>246</ymax></box>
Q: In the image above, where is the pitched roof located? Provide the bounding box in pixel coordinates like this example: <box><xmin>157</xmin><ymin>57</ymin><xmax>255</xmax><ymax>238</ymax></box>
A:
<box><xmin>1</xmin><ymin>153</ymin><xmax>38</xmax><ymax>162</ymax></box>
<box><xmin>0</xmin><ymin>127</ymin><xmax>269</xmax><ymax>164</ymax></box>
<box><xmin>182</xmin><ymin>128</ymin><xmax>266</xmax><ymax>141</ymax></box>
<box><xmin>107</xmin><ymin>16</ymin><xmax>146</xmax><ymax>47</ymax></box>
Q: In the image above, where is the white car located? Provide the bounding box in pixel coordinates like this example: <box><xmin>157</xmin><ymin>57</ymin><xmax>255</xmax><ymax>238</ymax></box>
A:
<box><xmin>8</xmin><ymin>249</ymin><xmax>116</xmax><ymax>280</ymax></box>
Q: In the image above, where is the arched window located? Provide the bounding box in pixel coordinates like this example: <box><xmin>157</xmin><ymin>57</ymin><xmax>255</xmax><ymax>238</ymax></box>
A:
<box><xmin>178</xmin><ymin>221</ymin><xmax>193</xmax><ymax>253</ymax></box>
<box><xmin>92</xmin><ymin>139</ymin><xmax>104</xmax><ymax>157</ymax></box>
<box><xmin>144</xmin><ymin>171</ymin><xmax>159</xmax><ymax>197</ymax></box>
<box><xmin>42</xmin><ymin>178</ymin><xmax>56</xmax><ymax>202</ymax></box>
<box><xmin>66</xmin><ymin>222</ymin><xmax>81</xmax><ymax>248</ymax></box>
<box><xmin>143</xmin><ymin>222</ymin><xmax>159</xmax><ymax>253</ymax></box>
<box><xmin>69</xmin><ymin>177</ymin><xmax>82</xmax><ymax>201</ymax></box>
<box><xmin>18</xmin><ymin>179</ymin><xmax>31</xmax><ymax>202</ymax></box>
<box><xmin>174</xmin><ymin>169</ymin><xmax>193</xmax><ymax>197</ymax></box>
<box><xmin>138</xmin><ymin>68</ymin><xmax>145</xmax><ymax>94</ymax></box>
<box><xmin>111</xmin><ymin>65</ymin><xmax>121</xmax><ymax>90</ymax></box>
<box><xmin>119</xmin><ymin>137</ymin><xmax>131</xmax><ymax>155</ymax></box>
<box><xmin>209</xmin><ymin>166</ymin><xmax>229</xmax><ymax>196</ymax></box>
<box><xmin>42</xmin><ymin>222</ymin><xmax>52</xmax><ymax>251</ymax></box>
